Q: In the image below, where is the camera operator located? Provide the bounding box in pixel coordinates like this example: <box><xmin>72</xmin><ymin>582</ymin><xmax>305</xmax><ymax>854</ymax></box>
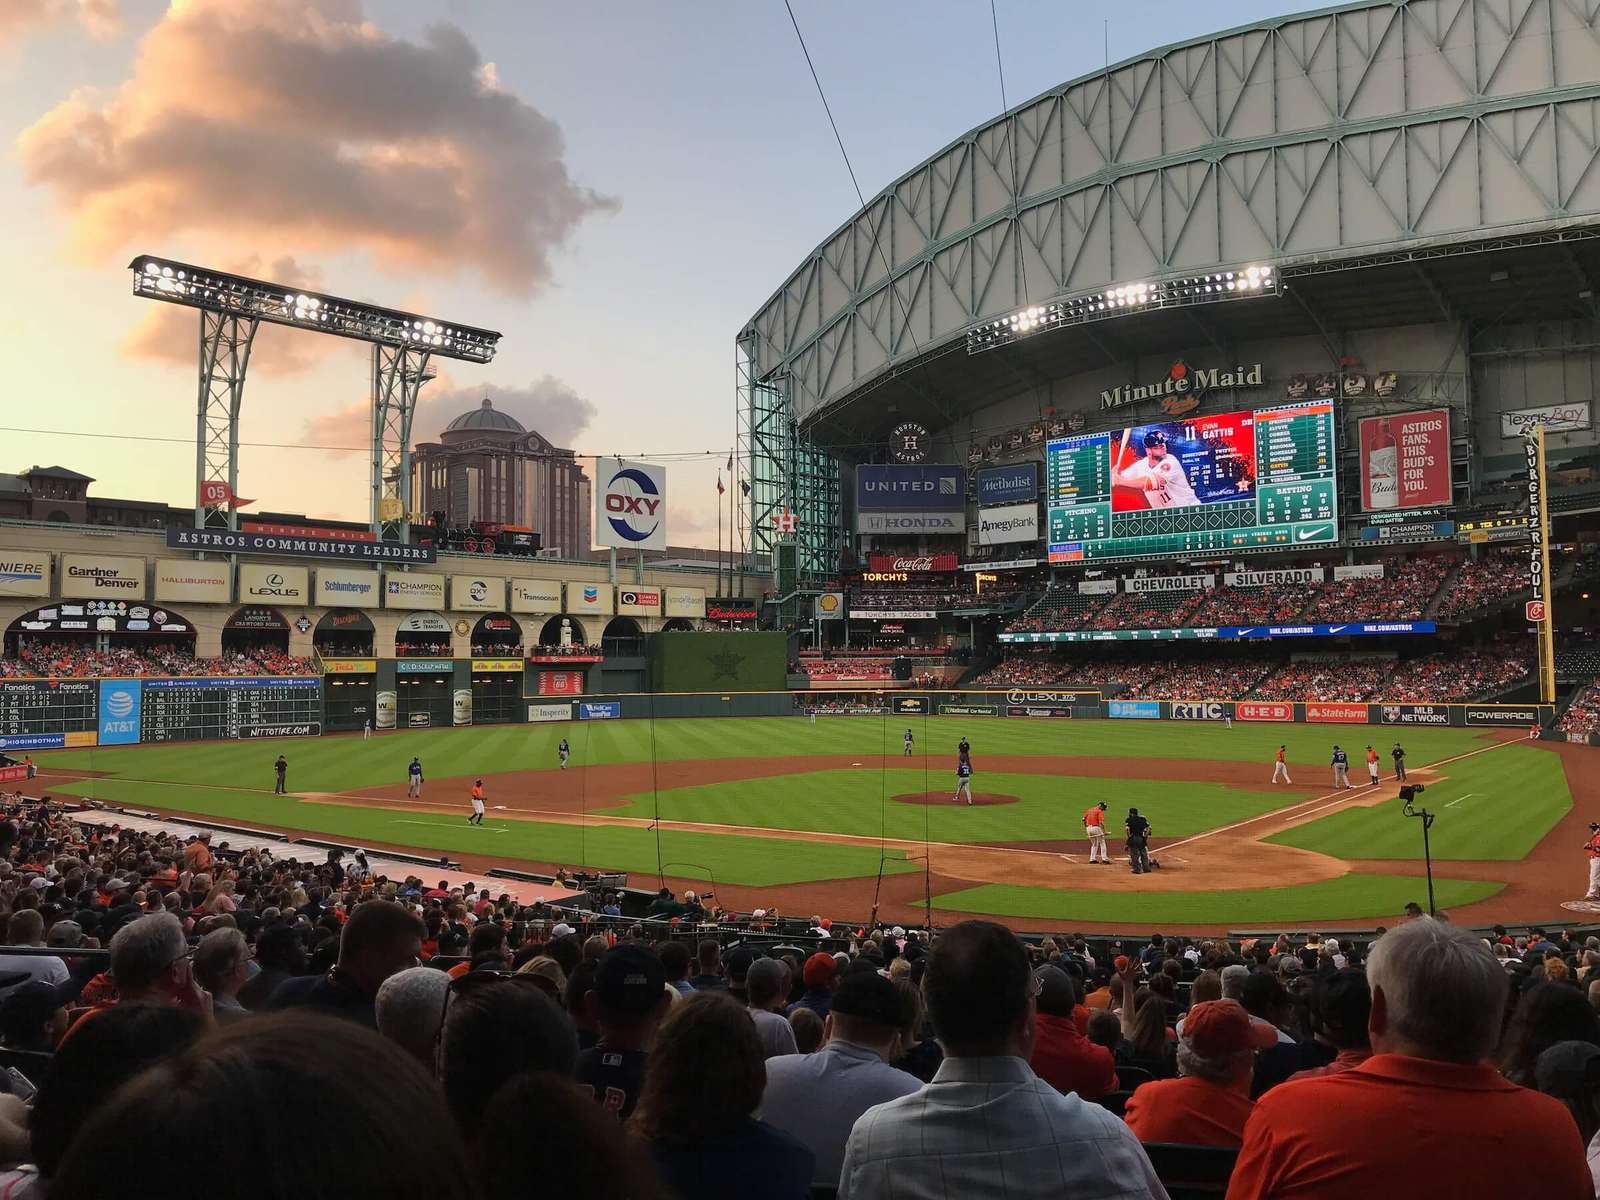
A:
<box><xmin>1583</xmin><ymin>822</ymin><xmax>1600</xmax><ymax>903</ymax></box>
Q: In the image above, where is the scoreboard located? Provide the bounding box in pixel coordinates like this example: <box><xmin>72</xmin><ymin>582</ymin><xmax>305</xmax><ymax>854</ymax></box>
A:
<box><xmin>0</xmin><ymin>681</ymin><xmax>96</xmax><ymax>751</ymax></box>
<box><xmin>1047</xmin><ymin>402</ymin><xmax>1338</xmax><ymax>562</ymax></box>
<box><xmin>140</xmin><ymin>678</ymin><xmax>322</xmax><ymax>743</ymax></box>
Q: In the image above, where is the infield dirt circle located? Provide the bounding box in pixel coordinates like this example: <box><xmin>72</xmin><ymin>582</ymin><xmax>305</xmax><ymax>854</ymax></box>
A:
<box><xmin>892</xmin><ymin>791</ymin><xmax>1020</xmax><ymax>807</ymax></box>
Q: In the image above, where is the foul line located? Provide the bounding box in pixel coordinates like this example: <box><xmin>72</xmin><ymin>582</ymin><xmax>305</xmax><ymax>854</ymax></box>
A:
<box><xmin>1444</xmin><ymin>792</ymin><xmax>1480</xmax><ymax>808</ymax></box>
<box><xmin>397</xmin><ymin>819</ymin><xmax>506</xmax><ymax>834</ymax></box>
<box><xmin>1159</xmin><ymin>738</ymin><xmax>1519</xmax><ymax>853</ymax></box>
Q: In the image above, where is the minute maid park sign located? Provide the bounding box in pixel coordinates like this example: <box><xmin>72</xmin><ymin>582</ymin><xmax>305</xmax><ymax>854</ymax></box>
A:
<box><xmin>1100</xmin><ymin>360</ymin><xmax>1264</xmax><ymax>411</ymax></box>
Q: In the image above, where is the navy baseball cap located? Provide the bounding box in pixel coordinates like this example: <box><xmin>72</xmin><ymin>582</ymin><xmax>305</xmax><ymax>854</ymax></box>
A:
<box><xmin>594</xmin><ymin>944</ymin><xmax>666</xmax><ymax>1019</ymax></box>
<box><xmin>1143</xmin><ymin>430</ymin><xmax>1168</xmax><ymax>449</ymax></box>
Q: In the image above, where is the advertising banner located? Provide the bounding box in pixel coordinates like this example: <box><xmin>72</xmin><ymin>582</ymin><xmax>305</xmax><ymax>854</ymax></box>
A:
<box><xmin>1360</xmin><ymin>409</ymin><xmax>1452</xmax><ymax>511</ymax></box>
<box><xmin>155</xmin><ymin>558</ymin><xmax>230</xmax><ymax>605</ymax></box>
<box><xmin>315</xmin><ymin>568</ymin><xmax>380</xmax><ymax>607</ymax></box>
<box><xmin>1223</xmin><ymin>567</ymin><xmax>1325</xmax><ymax>587</ymax></box>
<box><xmin>395</xmin><ymin>659</ymin><xmax>452</xmax><ymax>674</ymax></box>
<box><xmin>60</xmin><ymin>555</ymin><xmax>145</xmax><ymax>600</ymax></box>
<box><xmin>595</xmin><ymin>458</ymin><xmax>667</xmax><ymax>551</ymax></box>
<box><xmin>537</xmin><ymin>671</ymin><xmax>586</xmax><ymax>697</ymax></box>
<box><xmin>977</xmin><ymin>504</ymin><xmax>1040</xmax><ymax>546</ymax></box>
<box><xmin>470</xmin><ymin>659</ymin><xmax>523</xmax><ymax>673</ymax></box>
<box><xmin>98</xmin><ymin>679</ymin><xmax>143</xmax><ymax>746</ymax></box>
<box><xmin>396</xmin><ymin>612</ymin><xmax>451</xmax><ymax>634</ymax></box>
<box><xmin>226</xmin><ymin>606</ymin><xmax>287</xmax><ymax>630</ymax></box>
<box><xmin>579</xmin><ymin>701</ymin><xmax>621</xmax><ymax>720</ymax></box>
<box><xmin>617</xmin><ymin>588</ymin><xmax>661</xmax><ymax>616</ymax></box>
<box><xmin>1306</xmin><ymin>701</ymin><xmax>1369</xmax><ymax>723</ymax></box>
<box><xmin>1500</xmin><ymin>401</ymin><xmax>1591</xmax><ymax>438</ymax></box>
<box><xmin>1005</xmin><ymin>690</ymin><xmax>1093</xmax><ymax>706</ymax></box>
<box><xmin>665</xmin><ymin>587</ymin><xmax>706</xmax><ymax>619</ymax></box>
<box><xmin>977</xmin><ymin>464</ymin><xmax>1039</xmax><ymax>505</ymax></box>
<box><xmin>939</xmin><ymin>704</ymin><xmax>998</xmax><ymax>716</ymax></box>
<box><xmin>569</xmin><ymin>582</ymin><xmax>614</xmax><ymax>615</ymax></box>
<box><xmin>527</xmin><ymin>703</ymin><xmax>574</xmax><ymax>723</ymax></box>
<box><xmin>0</xmin><ymin>735</ymin><xmax>65</xmax><ymax>752</ymax></box>
<box><xmin>384</xmin><ymin>573</ymin><xmax>446</xmax><ymax>610</ymax></box>
<box><xmin>856</xmin><ymin>465</ymin><xmax>964</xmax><ymax>511</ymax></box>
<box><xmin>891</xmin><ymin>696</ymin><xmax>929</xmax><ymax>714</ymax></box>
<box><xmin>1108</xmin><ymin>700</ymin><xmax>1161</xmax><ymax>719</ymax></box>
<box><xmin>848</xmin><ymin>610</ymin><xmax>936</xmax><ymax>620</ymax></box>
<box><xmin>450</xmin><ymin>576</ymin><xmax>503</xmax><ymax>612</ymax></box>
<box><xmin>239</xmin><ymin>564</ymin><xmax>308</xmax><ymax>604</ymax></box>
<box><xmin>999</xmin><ymin>620</ymin><xmax>1436</xmax><ymax>643</ymax></box>
<box><xmin>322</xmin><ymin>658</ymin><xmax>377</xmax><ymax>674</ymax></box>
<box><xmin>243</xmin><ymin>521</ymin><xmax>374</xmax><ymax>543</ymax></box>
<box><xmin>509</xmin><ymin>579</ymin><xmax>563</xmax><ymax>615</ymax></box>
<box><xmin>1378</xmin><ymin>703</ymin><xmax>1451</xmax><ymax>725</ymax></box>
<box><xmin>0</xmin><ymin>766</ymin><xmax>27</xmax><ymax>784</ymax></box>
<box><xmin>709</xmin><ymin>597</ymin><xmax>760</xmax><ymax>621</ymax></box>
<box><xmin>1465</xmin><ymin>705</ymin><xmax>1541</xmax><ymax>727</ymax></box>
<box><xmin>867</xmin><ymin>554</ymin><xmax>960</xmax><ymax>574</ymax></box>
<box><xmin>1169</xmin><ymin>700</ymin><xmax>1234</xmax><ymax>720</ymax></box>
<box><xmin>1007</xmin><ymin>705</ymin><xmax>1072</xmax><ymax>718</ymax></box>
<box><xmin>856</xmin><ymin>512</ymin><xmax>963</xmax><ymax>535</ymax></box>
<box><xmin>1125</xmin><ymin>574</ymin><xmax>1214</xmax><ymax>594</ymax></box>
<box><xmin>0</xmin><ymin>551</ymin><xmax>49</xmax><ymax>598</ymax></box>
<box><xmin>166</xmin><ymin>527</ymin><xmax>432</xmax><ymax>563</ymax></box>
<box><xmin>813</xmin><ymin>593</ymin><xmax>844</xmax><ymax>621</ymax></box>
<box><xmin>962</xmin><ymin>557</ymin><xmax>1040</xmax><ymax>572</ymax></box>
<box><xmin>1078</xmin><ymin>578</ymin><xmax>1118</xmax><ymax>595</ymax></box>
<box><xmin>238</xmin><ymin>723</ymin><xmax>321</xmax><ymax>739</ymax></box>
<box><xmin>1333</xmin><ymin>564</ymin><xmax>1385</xmax><ymax>581</ymax></box>
<box><xmin>1237</xmin><ymin>701</ymin><xmax>1293</xmax><ymax>721</ymax></box>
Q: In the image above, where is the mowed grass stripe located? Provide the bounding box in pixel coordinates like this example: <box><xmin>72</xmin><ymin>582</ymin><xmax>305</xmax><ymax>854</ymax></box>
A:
<box><xmin>55</xmin><ymin>779</ymin><xmax>919</xmax><ymax>889</ymax></box>
<box><xmin>932</xmin><ymin>875</ymin><xmax>1505</xmax><ymax>925</ymax></box>
<box><xmin>609</xmin><ymin>769</ymin><xmax>1292</xmax><ymax>842</ymax></box>
<box><xmin>1265</xmin><ymin>744</ymin><xmax>1568</xmax><ymax>861</ymax></box>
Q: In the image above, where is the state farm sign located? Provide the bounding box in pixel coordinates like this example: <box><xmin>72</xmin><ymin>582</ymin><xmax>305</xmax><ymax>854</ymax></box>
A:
<box><xmin>867</xmin><ymin>554</ymin><xmax>959</xmax><ymax>574</ymax></box>
<box><xmin>1306</xmin><ymin>702</ymin><xmax>1369</xmax><ymax>724</ymax></box>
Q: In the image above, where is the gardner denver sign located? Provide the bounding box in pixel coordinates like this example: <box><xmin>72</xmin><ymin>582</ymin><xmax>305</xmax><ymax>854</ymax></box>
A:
<box><xmin>1100</xmin><ymin>361</ymin><xmax>1265</xmax><ymax>411</ymax></box>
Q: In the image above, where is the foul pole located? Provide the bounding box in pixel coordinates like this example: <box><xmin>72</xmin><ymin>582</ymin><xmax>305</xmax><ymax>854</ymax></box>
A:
<box><xmin>1525</xmin><ymin>426</ymin><xmax>1557</xmax><ymax>706</ymax></box>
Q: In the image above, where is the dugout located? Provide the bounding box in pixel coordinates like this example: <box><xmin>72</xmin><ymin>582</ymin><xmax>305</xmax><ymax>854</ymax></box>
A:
<box><xmin>394</xmin><ymin>660</ymin><xmax>454</xmax><ymax>729</ymax></box>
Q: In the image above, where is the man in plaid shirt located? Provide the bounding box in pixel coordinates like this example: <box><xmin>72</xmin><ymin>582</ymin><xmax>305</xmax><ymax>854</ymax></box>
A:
<box><xmin>837</xmin><ymin>920</ymin><xmax>1167</xmax><ymax>1199</ymax></box>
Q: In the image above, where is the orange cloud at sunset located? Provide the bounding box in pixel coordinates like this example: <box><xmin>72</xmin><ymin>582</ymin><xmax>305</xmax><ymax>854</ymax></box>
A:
<box><xmin>16</xmin><ymin>0</ymin><xmax>615</xmax><ymax>293</ymax></box>
<box><xmin>0</xmin><ymin>0</ymin><xmax>118</xmax><ymax>44</ymax></box>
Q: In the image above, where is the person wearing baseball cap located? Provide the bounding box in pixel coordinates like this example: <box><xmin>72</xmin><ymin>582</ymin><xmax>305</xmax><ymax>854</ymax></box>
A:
<box><xmin>1124</xmin><ymin>1000</ymin><xmax>1276</xmax><ymax>1148</ymax></box>
<box><xmin>759</xmin><ymin>971</ymin><xmax>922</xmax><ymax>1187</ymax></box>
<box><xmin>574</xmin><ymin>944</ymin><xmax>669</xmax><ymax>1120</ymax></box>
<box><xmin>788</xmin><ymin>952</ymin><xmax>839</xmax><ymax>1021</ymax></box>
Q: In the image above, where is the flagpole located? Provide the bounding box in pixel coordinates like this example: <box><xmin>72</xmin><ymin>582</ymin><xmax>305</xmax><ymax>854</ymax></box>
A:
<box><xmin>717</xmin><ymin>473</ymin><xmax>723</xmax><ymax>599</ymax></box>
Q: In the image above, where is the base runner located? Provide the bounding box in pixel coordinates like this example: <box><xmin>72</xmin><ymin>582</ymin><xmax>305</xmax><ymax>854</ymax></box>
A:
<box><xmin>954</xmin><ymin>759</ymin><xmax>974</xmax><ymax>805</ymax></box>
<box><xmin>1331</xmin><ymin>745</ymin><xmax>1351</xmax><ymax>789</ymax></box>
<box><xmin>468</xmin><ymin>779</ymin><xmax>486</xmax><ymax>825</ymax></box>
<box><xmin>1585</xmin><ymin>822</ymin><xmax>1600</xmax><ymax>902</ymax></box>
<box><xmin>1084</xmin><ymin>801</ymin><xmax>1110</xmax><ymax>863</ymax></box>
<box><xmin>1365</xmin><ymin>746</ymin><xmax>1381</xmax><ymax>787</ymax></box>
<box><xmin>407</xmin><ymin>756</ymin><xmax>423</xmax><ymax>798</ymax></box>
<box><xmin>1271</xmin><ymin>746</ymin><xmax>1291</xmax><ymax>784</ymax></box>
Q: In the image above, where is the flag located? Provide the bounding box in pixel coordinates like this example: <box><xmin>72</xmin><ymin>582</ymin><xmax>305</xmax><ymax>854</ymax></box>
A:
<box><xmin>716</xmin><ymin>475</ymin><xmax>726</xmax><ymax>496</ymax></box>
<box><xmin>726</xmin><ymin>452</ymin><xmax>734</xmax><ymax>471</ymax></box>
<box><xmin>199</xmin><ymin>481</ymin><xmax>255</xmax><ymax>508</ymax></box>
<box><xmin>739</xmin><ymin>481</ymin><xmax>751</xmax><ymax>497</ymax></box>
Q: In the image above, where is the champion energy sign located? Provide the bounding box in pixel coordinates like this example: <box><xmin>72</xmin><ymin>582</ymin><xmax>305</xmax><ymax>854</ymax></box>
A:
<box><xmin>595</xmin><ymin>458</ymin><xmax>667</xmax><ymax>551</ymax></box>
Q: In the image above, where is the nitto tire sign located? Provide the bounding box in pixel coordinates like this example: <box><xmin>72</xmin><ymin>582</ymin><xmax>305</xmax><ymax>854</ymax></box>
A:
<box><xmin>239</xmin><ymin>724</ymin><xmax>321</xmax><ymax>739</ymax></box>
<box><xmin>1237</xmin><ymin>702</ymin><xmax>1292</xmax><ymax>722</ymax></box>
<box><xmin>1170</xmin><ymin>701</ymin><xmax>1232</xmax><ymax>721</ymax></box>
<box><xmin>1465</xmin><ymin>706</ymin><xmax>1540</xmax><ymax>726</ymax></box>
<box><xmin>1007</xmin><ymin>705</ymin><xmax>1072</xmax><ymax>718</ymax></box>
<box><xmin>1379</xmin><ymin>704</ymin><xmax>1450</xmax><ymax>726</ymax></box>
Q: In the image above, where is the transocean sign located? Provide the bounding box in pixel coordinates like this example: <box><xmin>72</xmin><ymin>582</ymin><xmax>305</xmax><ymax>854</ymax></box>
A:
<box><xmin>1100</xmin><ymin>361</ymin><xmax>1265</xmax><ymax>411</ymax></box>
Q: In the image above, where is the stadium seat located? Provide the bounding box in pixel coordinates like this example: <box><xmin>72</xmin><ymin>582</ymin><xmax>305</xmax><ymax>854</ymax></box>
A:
<box><xmin>1115</xmin><ymin>1064</ymin><xmax>1156</xmax><ymax>1090</ymax></box>
<box><xmin>1095</xmin><ymin>1089</ymin><xmax>1133</xmax><ymax>1117</ymax></box>
<box><xmin>1141</xmin><ymin>1143</ymin><xmax>1239</xmax><ymax>1199</ymax></box>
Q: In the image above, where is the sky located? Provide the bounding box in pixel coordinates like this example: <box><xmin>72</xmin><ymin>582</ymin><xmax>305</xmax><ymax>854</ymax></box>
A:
<box><xmin>0</xmin><ymin>0</ymin><xmax>1304</xmax><ymax>548</ymax></box>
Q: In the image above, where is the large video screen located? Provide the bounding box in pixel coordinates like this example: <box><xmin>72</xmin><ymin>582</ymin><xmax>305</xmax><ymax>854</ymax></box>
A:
<box><xmin>1047</xmin><ymin>402</ymin><xmax>1337</xmax><ymax>561</ymax></box>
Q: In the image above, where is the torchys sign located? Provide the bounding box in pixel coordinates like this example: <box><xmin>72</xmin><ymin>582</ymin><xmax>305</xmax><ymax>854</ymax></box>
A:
<box><xmin>1100</xmin><ymin>360</ymin><xmax>1265</xmax><ymax>412</ymax></box>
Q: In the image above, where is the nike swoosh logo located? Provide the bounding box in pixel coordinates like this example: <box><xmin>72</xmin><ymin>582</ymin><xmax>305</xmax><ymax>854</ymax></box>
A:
<box><xmin>1329</xmin><ymin>625</ymin><xmax>1346</xmax><ymax>633</ymax></box>
<box><xmin>1296</xmin><ymin>525</ymin><xmax>1332</xmax><ymax>541</ymax></box>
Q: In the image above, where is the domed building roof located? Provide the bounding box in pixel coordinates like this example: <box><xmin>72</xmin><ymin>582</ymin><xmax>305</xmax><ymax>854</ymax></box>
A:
<box><xmin>442</xmin><ymin>397</ymin><xmax>525</xmax><ymax>438</ymax></box>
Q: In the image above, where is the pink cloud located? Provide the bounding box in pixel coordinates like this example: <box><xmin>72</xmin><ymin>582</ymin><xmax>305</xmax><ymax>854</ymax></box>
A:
<box><xmin>17</xmin><ymin>0</ymin><xmax>614</xmax><ymax>294</ymax></box>
<box><xmin>302</xmin><ymin>375</ymin><xmax>598</xmax><ymax>452</ymax></box>
<box><xmin>0</xmin><ymin>0</ymin><xmax>118</xmax><ymax>44</ymax></box>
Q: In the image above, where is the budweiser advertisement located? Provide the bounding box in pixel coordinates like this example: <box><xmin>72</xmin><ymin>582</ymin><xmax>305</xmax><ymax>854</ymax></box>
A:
<box><xmin>867</xmin><ymin>554</ymin><xmax>960</xmax><ymax>574</ymax></box>
<box><xmin>1359</xmin><ymin>409</ymin><xmax>1451</xmax><ymax>511</ymax></box>
<box><xmin>1305</xmin><ymin>701</ymin><xmax>1369</xmax><ymax>724</ymax></box>
<box><xmin>1236</xmin><ymin>701</ymin><xmax>1292</xmax><ymax>722</ymax></box>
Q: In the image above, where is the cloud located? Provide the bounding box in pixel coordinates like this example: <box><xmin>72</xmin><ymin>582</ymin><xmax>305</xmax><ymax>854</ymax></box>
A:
<box><xmin>120</xmin><ymin>254</ymin><xmax>340</xmax><ymax>374</ymax></box>
<box><xmin>16</xmin><ymin>0</ymin><xmax>614</xmax><ymax>293</ymax></box>
<box><xmin>303</xmin><ymin>375</ymin><xmax>597</xmax><ymax>451</ymax></box>
<box><xmin>0</xmin><ymin>0</ymin><xmax>119</xmax><ymax>44</ymax></box>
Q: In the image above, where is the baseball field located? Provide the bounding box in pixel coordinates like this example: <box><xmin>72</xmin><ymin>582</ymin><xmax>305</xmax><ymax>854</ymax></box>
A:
<box><xmin>28</xmin><ymin>712</ymin><xmax>1591</xmax><ymax>932</ymax></box>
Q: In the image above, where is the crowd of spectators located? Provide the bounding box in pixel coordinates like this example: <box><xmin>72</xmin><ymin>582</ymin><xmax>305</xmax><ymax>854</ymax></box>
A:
<box><xmin>1384</xmin><ymin>636</ymin><xmax>1534</xmax><ymax>701</ymax></box>
<box><xmin>1298</xmin><ymin>557</ymin><xmax>1452</xmax><ymax>623</ymax></box>
<box><xmin>395</xmin><ymin>639</ymin><xmax>453</xmax><ymax>658</ymax></box>
<box><xmin>1561</xmin><ymin>681</ymin><xmax>1600</xmax><ymax>739</ymax></box>
<box><xmin>0</xmin><ymin>641</ymin><xmax>314</xmax><ymax>679</ymax></box>
<box><xmin>526</xmin><ymin>643</ymin><xmax>605</xmax><ymax>657</ymax></box>
<box><xmin>1117</xmin><ymin>657</ymin><xmax>1280</xmax><ymax>701</ymax></box>
<box><xmin>1185</xmin><ymin>584</ymin><xmax>1323</xmax><ymax>628</ymax></box>
<box><xmin>1435</xmin><ymin>552</ymin><xmax>1531</xmax><ymax>621</ymax></box>
<box><xmin>797</xmin><ymin>659</ymin><xmax>896</xmax><ymax>681</ymax></box>
<box><xmin>0</xmin><ymin>799</ymin><xmax>1589</xmax><ymax>1200</ymax></box>
<box><xmin>1249</xmin><ymin>657</ymin><xmax>1395</xmax><ymax>702</ymax></box>
<box><xmin>470</xmin><ymin>643</ymin><xmax>525</xmax><ymax>657</ymax></box>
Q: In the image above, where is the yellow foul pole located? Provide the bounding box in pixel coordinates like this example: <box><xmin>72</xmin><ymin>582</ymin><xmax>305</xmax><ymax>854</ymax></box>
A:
<box><xmin>1526</xmin><ymin>426</ymin><xmax>1556</xmax><ymax>707</ymax></box>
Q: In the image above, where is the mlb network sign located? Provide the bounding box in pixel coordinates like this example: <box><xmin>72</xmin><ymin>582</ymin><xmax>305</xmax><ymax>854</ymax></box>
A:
<box><xmin>595</xmin><ymin>458</ymin><xmax>667</xmax><ymax>551</ymax></box>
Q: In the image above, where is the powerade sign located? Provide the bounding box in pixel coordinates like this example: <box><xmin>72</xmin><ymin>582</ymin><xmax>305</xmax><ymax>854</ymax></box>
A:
<box><xmin>1465</xmin><ymin>705</ymin><xmax>1541</xmax><ymax>727</ymax></box>
<box><xmin>579</xmin><ymin>702</ymin><xmax>621</xmax><ymax>720</ymax></box>
<box><xmin>98</xmin><ymin>679</ymin><xmax>142</xmax><ymax>746</ymax></box>
<box><xmin>1109</xmin><ymin>700</ymin><xmax>1161</xmax><ymax>719</ymax></box>
<box><xmin>856</xmin><ymin>465</ymin><xmax>964</xmax><ymax>511</ymax></box>
<box><xmin>976</xmin><ymin>464</ymin><xmax>1038</xmax><ymax>505</ymax></box>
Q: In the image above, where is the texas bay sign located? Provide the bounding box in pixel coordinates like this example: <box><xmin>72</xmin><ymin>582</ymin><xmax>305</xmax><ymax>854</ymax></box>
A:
<box><xmin>1100</xmin><ymin>360</ymin><xmax>1266</xmax><ymax>414</ymax></box>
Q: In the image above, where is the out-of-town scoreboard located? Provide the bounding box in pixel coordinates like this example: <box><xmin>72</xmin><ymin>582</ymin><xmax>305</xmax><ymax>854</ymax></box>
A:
<box><xmin>140</xmin><ymin>678</ymin><xmax>322</xmax><ymax>743</ymax></box>
<box><xmin>0</xmin><ymin>681</ymin><xmax>97</xmax><ymax>750</ymax></box>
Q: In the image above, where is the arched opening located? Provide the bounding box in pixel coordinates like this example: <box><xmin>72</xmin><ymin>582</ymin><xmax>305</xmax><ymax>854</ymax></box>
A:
<box><xmin>46</xmin><ymin>511</ymin><xmax>70</xmax><ymax>523</ymax></box>
<box><xmin>313</xmin><ymin>609</ymin><xmax>374</xmax><ymax>658</ymax></box>
<box><xmin>602</xmin><ymin>615</ymin><xmax>643</xmax><ymax>657</ymax></box>
<box><xmin>221</xmin><ymin>606</ymin><xmax>305</xmax><ymax>673</ymax></box>
<box><xmin>394</xmin><ymin>612</ymin><xmax>452</xmax><ymax>658</ymax></box>
<box><xmin>536</xmin><ymin>614</ymin><xmax>586</xmax><ymax>648</ymax></box>
<box><xmin>470</xmin><ymin>613</ymin><xmax>522</xmax><ymax>657</ymax></box>
<box><xmin>5</xmin><ymin>603</ymin><xmax>196</xmax><ymax>675</ymax></box>
<box><xmin>661</xmin><ymin>617</ymin><xmax>696</xmax><ymax>633</ymax></box>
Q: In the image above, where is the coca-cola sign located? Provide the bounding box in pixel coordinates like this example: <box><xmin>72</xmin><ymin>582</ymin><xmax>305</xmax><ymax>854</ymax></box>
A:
<box><xmin>868</xmin><ymin>554</ymin><xmax>959</xmax><ymax>574</ymax></box>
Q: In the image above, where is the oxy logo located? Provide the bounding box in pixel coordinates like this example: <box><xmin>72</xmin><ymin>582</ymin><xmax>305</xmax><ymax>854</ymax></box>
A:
<box><xmin>469</xmin><ymin>580</ymin><xmax>488</xmax><ymax>603</ymax></box>
<box><xmin>603</xmin><ymin>466</ymin><xmax>663</xmax><ymax>543</ymax></box>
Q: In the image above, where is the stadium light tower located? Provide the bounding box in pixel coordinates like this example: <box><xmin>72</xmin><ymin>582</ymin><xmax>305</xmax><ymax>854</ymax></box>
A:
<box><xmin>130</xmin><ymin>256</ymin><xmax>502</xmax><ymax>540</ymax></box>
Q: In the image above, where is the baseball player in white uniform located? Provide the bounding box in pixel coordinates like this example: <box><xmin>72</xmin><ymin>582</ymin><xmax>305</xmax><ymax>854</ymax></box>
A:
<box><xmin>1115</xmin><ymin>429</ymin><xmax>1200</xmax><ymax>508</ymax></box>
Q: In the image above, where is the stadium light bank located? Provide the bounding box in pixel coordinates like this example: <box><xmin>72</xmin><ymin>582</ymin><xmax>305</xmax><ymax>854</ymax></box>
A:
<box><xmin>967</xmin><ymin>263</ymin><xmax>1278</xmax><ymax>355</ymax></box>
<box><xmin>129</xmin><ymin>257</ymin><xmax>501</xmax><ymax>365</ymax></box>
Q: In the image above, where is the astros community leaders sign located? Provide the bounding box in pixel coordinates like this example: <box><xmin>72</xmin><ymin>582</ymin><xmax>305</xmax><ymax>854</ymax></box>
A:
<box><xmin>166</xmin><ymin>527</ymin><xmax>435</xmax><ymax>563</ymax></box>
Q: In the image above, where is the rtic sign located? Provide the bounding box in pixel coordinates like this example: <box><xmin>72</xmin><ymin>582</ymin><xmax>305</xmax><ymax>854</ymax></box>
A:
<box><xmin>1379</xmin><ymin>704</ymin><xmax>1450</xmax><ymax>726</ymax></box>
<box><xmin>1305</xmin><ymin>702</ymin><xmax>1369</xmax><ymax>723</ymax></box>
<box><xmin>1237</xmin><ymin>701</ymin><xmax>1292</xmax><ymax>722</ymax></box>
<box><xmin>1170</xmin><ymin>701</ymin><xmax>1232</xmax><ymax>721</ymax></box>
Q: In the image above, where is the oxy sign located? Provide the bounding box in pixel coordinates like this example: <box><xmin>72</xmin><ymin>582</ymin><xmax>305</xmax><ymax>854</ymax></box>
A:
<box><xmin>595</xmin><ymin>458</ymin><xmax>667</xmax><ymax>551</ymax></box>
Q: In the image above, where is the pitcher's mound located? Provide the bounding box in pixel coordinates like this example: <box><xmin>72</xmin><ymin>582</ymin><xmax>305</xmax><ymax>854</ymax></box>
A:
<box><xmin>892</xmin><ymin>791</ymin><xmax>1019</xmax><ymax>808</ymax></box>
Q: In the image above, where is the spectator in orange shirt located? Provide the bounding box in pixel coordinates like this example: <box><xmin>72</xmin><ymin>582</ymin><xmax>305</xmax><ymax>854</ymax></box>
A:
<box><xmin>1030</xmin><ymin>965</ymin><xmax>1116</xmax><ymax>1100</ymax></box>
<box><xmin>182</xmin><ymin>833</ymin><xmax>213</xmax><ymax>874</ymax></box>
<box><xmin>1125</xmin><ymin>999</ymin><xmax>1277</xmax><ymax>1147</ymax></box>
<box><xmin>1227</xmin><ymin>919</ymin><xmax>1592</xmax><ymax>1200</ymax></box>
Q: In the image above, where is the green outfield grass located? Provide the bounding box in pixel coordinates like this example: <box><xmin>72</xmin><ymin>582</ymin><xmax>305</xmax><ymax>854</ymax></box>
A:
<box><xmin>1265</xmin><ymin>743</ymin><xmax>1568</xmax><ymax>861</ymax></box>
<box><xmin>610</xmin><ymin>769</ymin><xmax>1292</xmax><ymax>841</ymax></box>
<box><xmin>932</xmin><ymin>874</ymin><xmax>1505</xmax><ymax>925</ymax></box>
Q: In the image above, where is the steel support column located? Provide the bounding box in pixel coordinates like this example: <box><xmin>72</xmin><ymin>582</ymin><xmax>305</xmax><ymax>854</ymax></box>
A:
<box><xmin>371</xmin><ymin>343</ymin><xmax>434</xmax><ymax>542</ymax></box>
<box><xmin>195</xmin><ymin>310</ymin><xmax>258</xmax><ymax>530</ymax></box>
